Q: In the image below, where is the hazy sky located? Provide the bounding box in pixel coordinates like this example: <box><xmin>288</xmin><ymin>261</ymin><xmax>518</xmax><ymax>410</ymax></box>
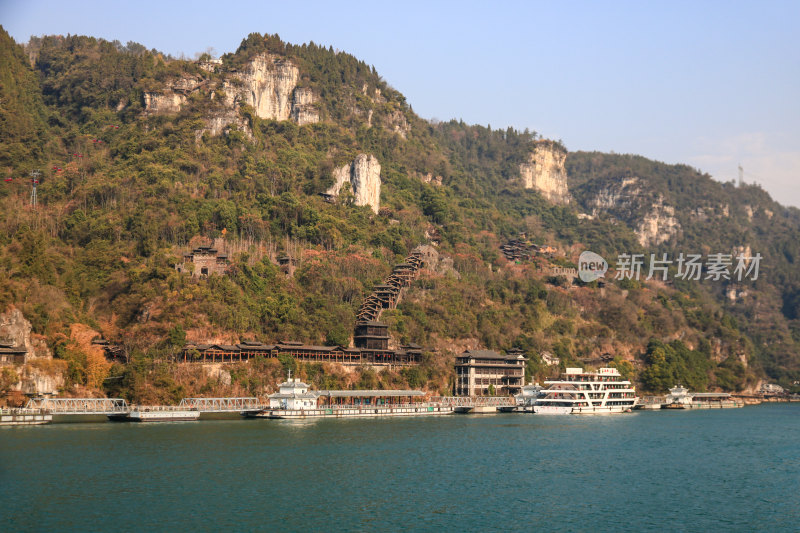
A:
<box><xmin>3</xmin><ymin>0</ymin><xmax>799</xmax><ymax>206</ymax></box>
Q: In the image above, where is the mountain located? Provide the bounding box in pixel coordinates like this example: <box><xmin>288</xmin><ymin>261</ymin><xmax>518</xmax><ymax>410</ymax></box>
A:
<box><xmin>1</xmin><ymin>28</ymin><xmax>798</xmax><ymax>403</ymax></box>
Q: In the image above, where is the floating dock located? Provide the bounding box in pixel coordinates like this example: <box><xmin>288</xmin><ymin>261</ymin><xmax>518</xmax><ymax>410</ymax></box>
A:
<box><xmin>0</xmin><ymin>408</ymin><xmax>52</xmax><ymax>426</ymax></box>
<box><xmin>634</xmin><ymin>387</ymin><xmax>744</xmax><ymax>410</ymax></box>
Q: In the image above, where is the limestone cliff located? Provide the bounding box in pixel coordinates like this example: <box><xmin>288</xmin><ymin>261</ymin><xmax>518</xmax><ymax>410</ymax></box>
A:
<box><xmin>197</xmin><ymin>108</ymin><xmax>251</xmax><ymax>139</ymax></box>
<box><xmin>14</xmin><ymin>361</ymin><xmax>66</xmax><ymax>396</ymax></box>
<box><xmin>0</xmin><ymin>307</ymin><xmax>66</xmax><ymax>395</ymax></box>
<box><xmin>143</xmin><ymin>54</ymin><xmax>318</xmax><ymax>137</ymax></box>
<box><xmin>142</xmin><ymin>91</ymin><xmax>186</xmax><ymax>114</ymax></box>
<box><xmin>386</xmin><ymin>109</ymin><xmax>410</xmax><ymax>138</ymax></box>
<box><xmin>587</xmin><ymin>177</ymin><xmax>681</xmax><ymax>247</ymax></box>
<box><xmin>326</xmin><ymin>154</ymin><xmax>382</xmax><ymax>213</ymax></box>
<box><xmin>590</xmin><ymin>177</ymin><xmax>643</xmax><ymax>212</ymax></box>
<box><xmin>0</xmin><ymin>307</ymin><xmax>48</xmax><ymax>361</ymax></box>
<box><xmin>143</xmin><ymin>77</ymin><xmax>204</xmax><ymax>115</ymax></box>
<box><xmin>222</xmin><ymin>54</ymin><xmax>298</xmax><ymax>121</ymax></box>
<box><xmin>291</xmin><ymin>87</ymin><xmax>319</xmax><ymax>126</ymax></box>
<box><xmin>415</xmin><ymin>172</ymin><xmax>443</xmax><ymax>186</ymax></box>
<box><xmin>222</xmin><ymin>54</ymin><xmax>318</xmax><ymax>125</ymax></box>
<box><xmin>636</xmin><ymin>198</ymin><xmax>680</xmax><ymax>247</ymax></box>
<box><xmin>520</xmin><ymin>142</ymin><xmax>570</xmax><ymax>205</ymax></box>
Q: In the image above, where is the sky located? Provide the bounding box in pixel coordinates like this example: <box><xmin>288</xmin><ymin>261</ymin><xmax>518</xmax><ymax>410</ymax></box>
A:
<box><xmin>3</xmin><ymin>0</ymin><xmax>799</xmax><ymax>206</ymax></box>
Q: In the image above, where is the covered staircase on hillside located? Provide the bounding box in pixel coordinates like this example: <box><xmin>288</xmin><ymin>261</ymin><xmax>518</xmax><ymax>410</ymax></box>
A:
<box><xmin>356</xmin><ymin>249</ymin><xmax>425</xmax><ymax>323</ymax></box>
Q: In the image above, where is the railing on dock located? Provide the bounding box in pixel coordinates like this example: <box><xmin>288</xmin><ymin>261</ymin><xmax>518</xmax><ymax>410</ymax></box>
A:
<box><xmin>430</xmin><ymin>396</ymin><xmax>516</xmax><ymax>407</ymax></box>
<box><xmin>638</xmin><ymin>396</ymin><xmax>665</xmax><ymax>405</ymax></box>
<box><xmin>179</xmin><ymin>397</ymin><xmax>263</xmax><ymax>412</ymax></box>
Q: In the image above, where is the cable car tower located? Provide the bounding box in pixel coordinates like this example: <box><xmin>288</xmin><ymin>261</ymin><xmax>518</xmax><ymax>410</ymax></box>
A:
<box><xmin>30</xmin><ymin>170</ymin><xmax>40</xmax><ymax>207</ymax></box>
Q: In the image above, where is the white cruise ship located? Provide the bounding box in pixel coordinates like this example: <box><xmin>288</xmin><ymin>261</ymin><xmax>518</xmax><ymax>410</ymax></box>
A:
<box><xmin>534</xmin><ymin>367</ymin><xmax>638</xmax><ymax>414</ymax></box>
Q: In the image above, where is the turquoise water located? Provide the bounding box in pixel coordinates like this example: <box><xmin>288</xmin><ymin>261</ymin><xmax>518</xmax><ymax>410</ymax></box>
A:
<box><xmin>1</xmin><ymin>404</ymin><xmax>799</xmax><ymax>532</ymax></box>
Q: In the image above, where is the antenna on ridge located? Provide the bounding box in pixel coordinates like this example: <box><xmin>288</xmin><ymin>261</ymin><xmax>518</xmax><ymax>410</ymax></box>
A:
<box><xmin>738</xmin><ymin>164</ymin><xmax>744</xmax><ymax>187</ymax></box>
<box><xmin>29</xmin><ymin>170</ymin><xmax>41</xmax><ymax>207</ymax></box>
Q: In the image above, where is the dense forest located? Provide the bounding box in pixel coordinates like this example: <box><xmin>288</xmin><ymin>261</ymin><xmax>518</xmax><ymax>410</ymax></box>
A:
<box><xmin>1</xmin><ymin>27</ymin><xmax>798</xmax><ymax>403</ymax></box>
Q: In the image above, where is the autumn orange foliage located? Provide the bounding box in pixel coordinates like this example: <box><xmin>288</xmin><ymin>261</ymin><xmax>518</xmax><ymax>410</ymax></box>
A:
<box><xmin>69</xmin><ymin>323</ymin><xmax>112</xmax><ymax>389</ymax></box>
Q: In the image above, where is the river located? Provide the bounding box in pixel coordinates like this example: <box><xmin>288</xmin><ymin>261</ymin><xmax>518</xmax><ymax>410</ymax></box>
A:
<box><xmin>1</xmin><ymin>404</ymin><xmax>798</xmax><ymax>531</ymax></box>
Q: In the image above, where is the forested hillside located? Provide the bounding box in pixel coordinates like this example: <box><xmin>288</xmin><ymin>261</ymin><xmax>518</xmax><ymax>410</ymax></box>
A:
<box><xmin>1</xmin><ymin>28</ymin><xmax>798</xmax><ymax>403</ymax></box>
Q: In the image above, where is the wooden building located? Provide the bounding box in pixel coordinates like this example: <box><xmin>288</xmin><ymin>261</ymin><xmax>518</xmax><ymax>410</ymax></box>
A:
<box><xmin>354</xmin><ymin>321</ymin><xmax>390</xmax><ymax>351</ymax></box>
<box><xmin>455</xmin><ymin>349</ymin><xmax>527</xmax><ymax>396</ymax></box>
<box><xmin>178</xmin><ymin>338</ymin><xmax>423</xmax><ymax>367</ymax></box>
<box><xmin>277</xmin><ymin>255</ymin><xmax>298</xmax><ymax>276</ymax></box>
<box><xmin>0</xmin><ymin>341</ymin><xmax>26</xmax><ymax>365</ymax></box>
<box><xmin>91</xmin><ymin>338</ymin><xmax>125</xmax><ymax>361</ymax></box>
<box><xmin>176</xmin><ymin>245</ymin><xmax>229</xmax><ymax>278</ymax></box>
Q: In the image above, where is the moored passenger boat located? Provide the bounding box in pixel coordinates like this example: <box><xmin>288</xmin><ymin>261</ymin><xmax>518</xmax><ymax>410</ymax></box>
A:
<box><xmin>533</xmin><ymin>367</ymin><xmax>637</xmax><ymax>414</ymax></box>
<box><xmin>124</xmin><ymin>406</ymin><xmax>200</xmax><ymax>422</ymax></box>
<box><xmin>244</xmin><ymin>376</ymin><xmax>454</xmax><ymax>419</ymax></box>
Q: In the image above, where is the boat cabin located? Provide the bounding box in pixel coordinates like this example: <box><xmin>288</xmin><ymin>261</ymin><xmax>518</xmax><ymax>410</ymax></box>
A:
<box><xmin>268</xmin><ymin>378</ymin><xmax>318</xmax><ymax>410</ymax></box>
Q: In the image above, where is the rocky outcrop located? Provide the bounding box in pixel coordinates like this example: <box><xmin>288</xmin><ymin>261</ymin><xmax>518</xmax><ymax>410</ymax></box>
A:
<box><xmin>202</xmin><ymin>364</ymin><xmax>232</xmax><ymax>386</ymax></box>
<box><xmin>586</xmin><ymin>176</ymin><xmax>680</xmax><ymax>246</ymax></box>
<box><xmin>143</xmin><ymin>77</ymin><xmax>204</xmax><ymax>115</ymax></box>
<box><xmin>14</xmin><ymin>362</ymin><xmax>66</xmax><ymax>395</ymax></box>
<box><xmin>326</xmin><ymin>154</ymin><xmax>382</xmax><ymax>213</ymax></box>
<box><xmin>590</xmin><ymin>177</ymin><xmax>643</xmax><ymax>211</ymax></box>
<box><xmin>144</xmin><ymin>54</ymin><xmax>318</xmax><ymax>138</ymax></box>
<box><xmin>197</xmin><ymin>108</ymin><xmax>251</xmax><ymax>139</ymax></box>
<box><xmin>520</xmin><ymin>142</ymin><xmax>570</xmax><ymax>205</ymax></box>
<box><xmin>291</xmin><ymin>87</ymin><xmax>319</xmax><ymax>125</ymax></box>
<box><xmin>414</xmin><ymin>172</ymin><xmax>443</xmax><ymax>186</ymax></box>
<box><xmin>0</xmin><ymin>307</ymin><xmax>49</xmax><ymax>361</ymax></box>
<box><xmin>198</xmin><ymin>58</ymin><xmax>222</xmax><ymax>73</ymax></box>
<box><xmin>413</xmin><ymin>244</ymin><xmax>458</xmax><ymax>277</ymax></box>
<box><xmin>0</xmin><ymin>307</ymin><xmax>66</xmax><ymax>395</ymax></box>
<box><xmin>223</xmin><ymin>54</ymin><xmax>298</xmax><ymax>121</ymax></box>
<box><xmin>636</xmin><ymin>198</ymin><xmax>680</xmax><ymax>247</ymax></box>
<box><xmin>143</xmin><ymin>91</ymin><xmax>186</xmax><ymax>114</ymax></box>
<box><xmin>386</xmin><ymin>109</ymin><xmax>410</xmax><ymax>138</ymax></box>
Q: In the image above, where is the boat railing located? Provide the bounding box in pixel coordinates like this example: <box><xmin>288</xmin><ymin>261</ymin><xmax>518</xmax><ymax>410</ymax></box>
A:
<box><xmin>130</xmin><ymin>405</ymin><xmax>199</xmax><ymax>412</ymax></box>
<box><xmin>1</xmin><ymin>407</ymin><xmax>48</xmax><ymax>415</ymax></box>
<box><xmin>317</xmin><ymin>403</ymin><xmax>440</xmax><ymax>410</ymax></box>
